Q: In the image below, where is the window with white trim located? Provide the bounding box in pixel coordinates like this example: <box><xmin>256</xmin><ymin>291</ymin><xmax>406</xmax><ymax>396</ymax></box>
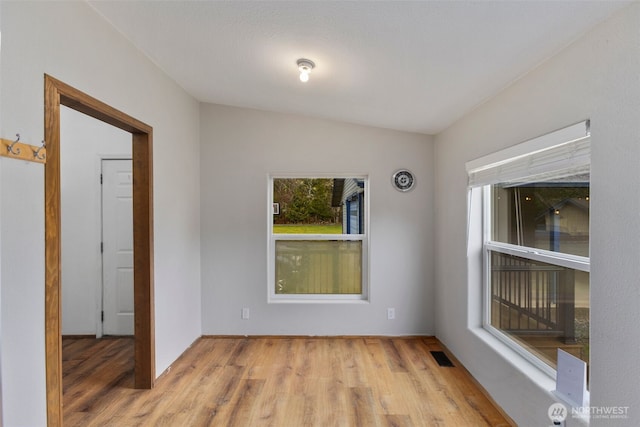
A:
<box><xmin>467</xmin><ymin>121</ymin><xmax>590</xmax><ymax>376</ymax></box>
<box><xmin>268</xmin><ymin>176</ymin><xmax>368</xmax><ymax>302</ymax></box>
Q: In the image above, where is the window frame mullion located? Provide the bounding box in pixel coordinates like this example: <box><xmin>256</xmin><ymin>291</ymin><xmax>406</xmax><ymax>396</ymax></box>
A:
<box><xmin>485</xmin><ymin>241</ymin><xmax>590</xmax><ymax>273</ymax></box>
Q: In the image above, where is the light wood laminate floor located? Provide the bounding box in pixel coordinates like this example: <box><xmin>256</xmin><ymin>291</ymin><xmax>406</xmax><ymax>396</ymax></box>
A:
<box><xmin>62</xmin><ymin>336</ymin><xmax>513</xmax><ymax>426</ymax></box>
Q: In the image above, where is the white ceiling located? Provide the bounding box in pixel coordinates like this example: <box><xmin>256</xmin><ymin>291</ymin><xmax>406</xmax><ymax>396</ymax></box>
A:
<box><xmin>88</xmin><ymin>0</ymin><xmax>629</xmax><ymax>135</ymax></box>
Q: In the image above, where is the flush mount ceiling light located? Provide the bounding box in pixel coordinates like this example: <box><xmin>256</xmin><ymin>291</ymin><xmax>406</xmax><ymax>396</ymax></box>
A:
<box><xmin>297</xmin><ymin>58</ymin><xmax>315</xmax><ymax>82</ymax></box>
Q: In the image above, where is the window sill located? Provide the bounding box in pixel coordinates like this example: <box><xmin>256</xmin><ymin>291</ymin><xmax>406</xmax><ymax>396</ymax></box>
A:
<box><xmin>268</xmin><ymin>296</ymin><xmax>369</xmax><ymax>304</ymax></box>
<box><xmin>469</xmin><ymin>327</ymin><xmax>590</xmax><ymax>426</ymax></box>
<box><xmin>471</xmin><ymin>326</ymin><xmax>556</xmax><ymax>387</ymax></box>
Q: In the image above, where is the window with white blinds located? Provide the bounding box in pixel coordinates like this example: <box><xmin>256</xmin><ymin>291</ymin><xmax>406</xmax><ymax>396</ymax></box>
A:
<box><xmin>467</xmin><ymin>121</ymin><xmax>591</xmax><ymax>377</ymax></box>
<box><xmin>467</xmin><ymin>121</ymin><xmax>590</xmax><ymax>188</ymax></box>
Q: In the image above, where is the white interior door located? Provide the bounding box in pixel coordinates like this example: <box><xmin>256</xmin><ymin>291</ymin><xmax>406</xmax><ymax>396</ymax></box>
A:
<box><xmin>101</xmin><ymin>159</ymin><xmax>134</xmax><ymax>336</ymax></box>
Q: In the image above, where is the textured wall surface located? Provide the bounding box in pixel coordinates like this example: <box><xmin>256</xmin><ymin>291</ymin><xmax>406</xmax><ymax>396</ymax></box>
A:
<box><xmin>200</xmin><ymin>103</ymin><xmax>434</xmax><ymax>337</ymax></box>
<box><xmin>0</xmin><ymin>3</ymin><xmax>201</xmax><ymax>424</ymax></box>
<box><xmin>434</xmin><ymin>4</ymin><xmax>640</xmax><ymax>426</ymax></box>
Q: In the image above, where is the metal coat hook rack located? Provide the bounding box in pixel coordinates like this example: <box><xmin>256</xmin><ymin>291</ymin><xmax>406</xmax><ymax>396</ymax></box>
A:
<box><xmin>8</xmin><ymin>133</ymin><xmax>21</xmax><ymax>155</ymax></box>
<box><xmin>1</xmin><ymin>133</ymin><xmax>47</xmax><ymax>164</ymax></box>
<box><xmin>34</xmin><ymin>140</ymin><xmax>46</xmax><ymax>161</ymax></box>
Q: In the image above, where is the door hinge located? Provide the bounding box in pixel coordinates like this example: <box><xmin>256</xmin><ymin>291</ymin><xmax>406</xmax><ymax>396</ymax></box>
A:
<box><xmin>100</xmin><ymin>173</ymin><xmax>103</xmax><ymax>184</ymax></box>
<box><xmin>101</xmin><ymin>311</ymin><xmax>104</xmax><ymax>322</ymax></box>
<box><xmin>100</xmin><ymin>242</ymin><xmax>104</xmax><ymax>253</ymax></box>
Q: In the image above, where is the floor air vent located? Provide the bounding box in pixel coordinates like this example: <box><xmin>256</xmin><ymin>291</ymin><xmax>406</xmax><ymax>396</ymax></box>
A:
<box><xmin>430</xmin><ymin>351</ymin><xmax>454</xmax><ymax>367</ymax></box>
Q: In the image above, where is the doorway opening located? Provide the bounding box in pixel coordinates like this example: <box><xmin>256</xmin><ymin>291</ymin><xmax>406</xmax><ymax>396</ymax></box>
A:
<box><xmin>44</xmin><ymin>75</ymin><xmax>155</xmax><ymax>427</ymax></box>
<box><xmin>60</xmin><ymin>106</ymin><xmax>133</xmax><ymax>340</ymax></box>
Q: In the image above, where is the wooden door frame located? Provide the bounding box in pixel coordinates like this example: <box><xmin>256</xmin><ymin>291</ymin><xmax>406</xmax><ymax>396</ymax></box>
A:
<box><xmin>44</xmin><ymin>75</ymin><xmax>155</xmax><ymax>426</ymax></box>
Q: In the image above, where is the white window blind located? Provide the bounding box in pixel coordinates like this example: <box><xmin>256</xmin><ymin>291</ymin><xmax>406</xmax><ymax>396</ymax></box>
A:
<box><xmin>466</xmin><ymin>121</ymin><xmax>590</xmax><ymax>187</ymax></box>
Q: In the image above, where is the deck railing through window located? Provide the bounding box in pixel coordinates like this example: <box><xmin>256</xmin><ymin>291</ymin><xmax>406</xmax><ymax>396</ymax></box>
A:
<box><xmin>275</xmin><ymin>240</ymin><xmax>362</xmax><ymax>294</ymax></box>
<box><xmin>490</xmin><ymin>251</ymin><xmax>575</xmax><ymax>343</ymax></box>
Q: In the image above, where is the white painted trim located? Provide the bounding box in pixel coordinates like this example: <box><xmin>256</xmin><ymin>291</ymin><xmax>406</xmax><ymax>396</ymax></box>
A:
<box><xmin>470</xmin><ymin>325</ymin><xmax>558</xmax><ymax>388</ymax></box>
<box><xmin>269</xmin><ymin>294</ymin><xmax>369</xmax><ymax>303</ymax></box>
<box><xmin>269</xmin><ymin>172</ymin><xmax>370</xmax><ymax>179</ymax></box>
<box><xmin>484</xmin><ymin>324</ymin><xmax>558</xmax><ymax>378</ymax></box>
<box><xmin>485</xmin><ymin>241</ymin><xmax>590</xmax><ymax>273</ymax></box>
<box><xmin>273</xmin><ymin>234</ymin><xmax>365</xmax><ymax>241</ymax></box>
<box><xmin>481</xmin><ymin>186</ymin><xmax>492</xmax><ymax>330</ymax></box>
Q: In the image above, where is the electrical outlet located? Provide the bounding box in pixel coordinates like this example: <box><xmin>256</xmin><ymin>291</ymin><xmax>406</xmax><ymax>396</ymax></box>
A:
<box><xmin>387</xmin><ymin>308</ymin><xmax>395</xmax><ymax>320</ymax></box>
<box><xmin>241</xmin><ymin>308</ymin><xmax>250</xmax><ymax>320</ymax></box>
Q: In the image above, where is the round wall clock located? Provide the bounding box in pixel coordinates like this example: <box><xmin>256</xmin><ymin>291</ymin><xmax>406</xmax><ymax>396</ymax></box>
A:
<box><xmin>392</xmin><ymin>169</ymin><xmax>415</xmax><ymax>192</ymax></box>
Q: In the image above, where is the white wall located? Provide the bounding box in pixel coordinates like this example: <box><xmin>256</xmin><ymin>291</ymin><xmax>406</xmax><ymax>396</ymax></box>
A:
<box><xmin>0</xmin><ymin>5</ymin><xmax>4</xmax><ymax>425</ymax></box>
<box><xmin>200</xmin><ymin>104</ymin><xmax>434</xmax><ymax>336</ymax></box>
<box><xmin>434</xmin><ymin>4</ymin><xmax>640</xmax><ymax>426</ymax></box>
<box><xmin>0</xmin><ymin>161</ymin><xmax>45</xmax><ymax>427</ymax></box>
<box><xmin>60</xmin><ymin>106</ymin><xmax>131</xmax><ymax>335</ymax></box>
<box><xmin>0</xmin><ymin>2</ymin><xmax>201</xmax><ymax>425</ymax></box>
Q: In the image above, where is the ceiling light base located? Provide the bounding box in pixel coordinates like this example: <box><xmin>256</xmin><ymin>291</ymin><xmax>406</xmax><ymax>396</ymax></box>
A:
<box><xmin>297</xmin><ymin>58</ymin><xmax>315</xmax><ymax>82</ymax></box>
